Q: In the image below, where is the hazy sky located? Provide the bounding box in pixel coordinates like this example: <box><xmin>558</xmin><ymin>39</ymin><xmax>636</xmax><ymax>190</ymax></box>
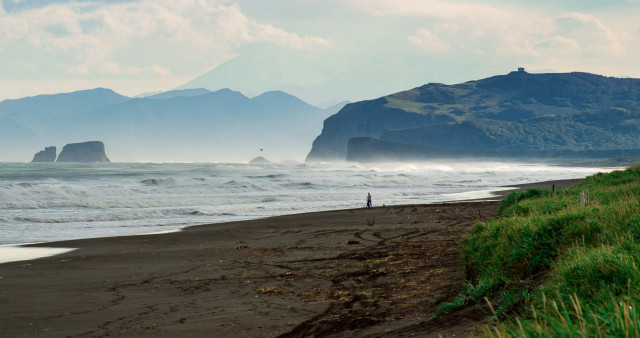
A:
<box><xmin>1</xmin><ymin>0</ymin><xmax>639</xmax><ymax>103</ymax></box>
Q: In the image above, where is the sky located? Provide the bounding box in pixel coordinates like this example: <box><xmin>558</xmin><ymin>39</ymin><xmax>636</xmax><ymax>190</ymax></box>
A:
<box><xmin>1</xmin><ymin>0</ymin><xmax>640</xmax><ymax>104</ymax></box>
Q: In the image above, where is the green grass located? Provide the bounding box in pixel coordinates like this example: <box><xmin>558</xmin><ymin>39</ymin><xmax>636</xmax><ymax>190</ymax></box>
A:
<box><xmin>436</xmin><ymin>164</ymin><xmax>640</xmax><ymax>336</ymax></box>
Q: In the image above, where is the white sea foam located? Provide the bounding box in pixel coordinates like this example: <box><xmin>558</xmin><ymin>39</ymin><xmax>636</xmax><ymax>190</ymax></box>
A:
<box><xmin>0</xmin><ymin>244</ymin><xmax>76</xmax><ymax>264</ymax></box>
<box><xmin>0</xmin><ymin>161</ymin><xmax>614</xmax><ymax>245</ymax></box>
<box><xmin>441</xmin><ymin>187</ymin><xmax>516</xmax><ymax>200</ymax></box>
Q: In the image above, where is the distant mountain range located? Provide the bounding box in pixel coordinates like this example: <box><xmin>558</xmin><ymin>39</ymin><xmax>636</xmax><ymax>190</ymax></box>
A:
<box><xmin>307</xmin><ymin>70</ymin><xmax>640</xmax><ymax>162</ymax></box>
<box><xmin>174</xmin><ymin>46</ymin><xmax>391</xmax><ymax>105</ymax></box>
<box><xmin>7</xmin><ymin>69</ymin><xmax>640</xmax><ymax>163</ymax></box>
<box><xmin>0</xmin><ymin>88</ymin><xmax>342</xmax><ymax>162</ymax></box>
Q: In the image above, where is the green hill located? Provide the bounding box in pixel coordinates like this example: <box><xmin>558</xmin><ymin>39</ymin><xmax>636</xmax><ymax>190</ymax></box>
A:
<box><xmin>307</xmin><ymin>70</ymin><xmax>640</xmax><ymax>161</ymax></box>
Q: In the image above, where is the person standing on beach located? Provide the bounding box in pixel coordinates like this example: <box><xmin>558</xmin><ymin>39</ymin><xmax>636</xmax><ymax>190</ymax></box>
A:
<box><xmin>367</xmin><ymin>193</ymin><xmax>372</xmax><ymax>209</ymax></box>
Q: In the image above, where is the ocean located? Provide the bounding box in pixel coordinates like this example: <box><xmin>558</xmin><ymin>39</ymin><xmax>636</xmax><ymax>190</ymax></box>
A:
<box><xmin>0</xmin><ymin>161</ymin><xmax>610</xmax><ymax>246</ymax></box>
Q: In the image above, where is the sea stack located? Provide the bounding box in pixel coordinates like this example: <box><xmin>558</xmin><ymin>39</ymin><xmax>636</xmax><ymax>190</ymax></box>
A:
<box><xmin>56</xmin><ymin>141</ymin><xmax>110</xmax><ymax>162</ymax></box>
<box><xmin>249</xmin><ymin>156</ymin><xmax>271</xmax><ymax>164</ymax></box>
<box><xmin>31</xmin><ymin>146</ymin><xmax>57</xmax><ymax>162</ymax></box>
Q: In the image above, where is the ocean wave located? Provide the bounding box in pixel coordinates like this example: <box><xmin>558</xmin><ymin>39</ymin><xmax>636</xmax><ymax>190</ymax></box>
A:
<box><xmin>185</xmin><ymin>210</ymin><xmax>208</xmax><ymax>216</ymax></box>
<box><xmin>140</xmin><ymin>177</ymin><xmax>178</xmax><ymax>186</ymax></box>
<box><xmin>457</xmin><ymin>179</ymin><xmax>482</xmax><ymax>184</ymax></box>
<box><xmin>247</xmin><ymin>174</ymin><xmax>288</xmax><ymax>179</ymax></box>
<box><xmin>0</xmin><ymin>161</ymin><xmax>612</xmax><ymax>244</ymax></box>
<box><xmin>284</xmin><ymin>182</ymin><xmax>315</xmax><ymax>189</ymax></box>
<box><xmin>13</xmin><ymin>181</ymin><xmax>61</xmax><ymax>188</ymax></box>
<box><xmin>218</xmin><ymin>180</ymin><xmax>272</xmax><ymax>192</ymax></box>
<box><xmin>14</xmin><ymin>217</ymin><xmax>67</xmax><ymax>223</ymax></box>
<box><xmin>13</xmin><ymin>210</ymin><xmax>171</xmax><ymax>223</ymax></box>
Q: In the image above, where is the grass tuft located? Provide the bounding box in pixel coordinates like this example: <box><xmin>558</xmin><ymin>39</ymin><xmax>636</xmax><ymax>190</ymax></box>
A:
<box><xmin>436</xmin><ymin>165</ymin><xmax>640</xmax><ymax>336</ymax></box>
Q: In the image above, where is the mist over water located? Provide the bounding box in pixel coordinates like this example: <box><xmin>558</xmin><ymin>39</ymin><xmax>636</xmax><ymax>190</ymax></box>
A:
<box><xmin>0</xmin><ymin>161</ymin><xmax>610</xmax><ymax>244</ymax></box>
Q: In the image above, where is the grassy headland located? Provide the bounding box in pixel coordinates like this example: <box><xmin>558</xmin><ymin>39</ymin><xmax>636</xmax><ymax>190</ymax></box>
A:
<box><xmin>308</xmin><ymin>71</ymin><xmax>640</xmax><ymax>162</ymax></box>
<box><xmin>441</xmin><ymin>165</ymin><xmax>640</xmax><ymax>336</ymax></box>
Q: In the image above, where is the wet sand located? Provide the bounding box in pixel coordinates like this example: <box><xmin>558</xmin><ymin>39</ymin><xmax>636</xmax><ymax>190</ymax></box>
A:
<box><xmin>0</xmin><ymin>179</ymin><xmax>581</xmax><ymax>337</ymax></box>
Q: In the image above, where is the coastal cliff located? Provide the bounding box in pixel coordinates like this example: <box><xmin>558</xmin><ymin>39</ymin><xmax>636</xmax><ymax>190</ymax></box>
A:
<box><xmin>306</xmin><ymin>98</ymin><xmax>454</xmax><ymax>161</ymax></box>
<box><xmin>307</xmin><ymin>71</ymin><xmax>640</xmax><ymax>162</ymax></box>
<box><xmin>56</xmin><ymin>141</ymin><xmax>110</xmax><ymax>162</ymax></box>
<box><xmin>31</xmin><ymin>146</ymin><xmax>57</xmax><ymax>162</ymax></box>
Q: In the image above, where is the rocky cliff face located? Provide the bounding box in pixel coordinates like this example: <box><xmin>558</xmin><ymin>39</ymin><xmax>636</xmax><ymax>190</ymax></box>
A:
<box><xmin>31</xmin><ymin>146</ymin><xmax>57</xmax><ymax>162</ymax></box>
<box><xmin>56</xmin><ymin>141</ymin><xmax>110</xmax><ymax>162</ymax></box>
<box><xmin>306</xmin><ymin>98</ymin><xmax>454</xmax><ymax>161</ymax></box>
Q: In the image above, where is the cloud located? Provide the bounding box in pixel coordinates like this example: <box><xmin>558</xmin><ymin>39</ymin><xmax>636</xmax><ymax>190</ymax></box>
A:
<box><xmin>351</xmin><ymin>0</ymin><xmax>628</xmax><ymax>62</ymax></box>
<box><xmin>345</xmin><ymin>0</ymin><xmax>544</xmax><ymax>54</ymax></box>
<box><xmin>250</xmin><ymin>22</ymin><xmax>330</xmax><ymax>50</ymax></box>
<box><xmin>1</xmin><ymin>0</ymin><xmax>639</xmax><ymax>101</ymax></box>
<box><xmin>550</xmin><ymin>12</ymin><xmax>627</xmax><ymax>58</ymax></box>
<box><xmin>407</xmin><ymin>28</ymin><xmax>449</xmax><ymax>53</ymax></box>
<box><xmin>0</xmin><ymin>0</ymin><xmax>329</xmax><ymax>78</ymax></box>
<box><xmin>1</xmin><ymin>0</ymin><xmax>141</xmax><ymax>13</ymax></box>
<box><xmin>124</xmin><ymin>64</ymin><xmax>172</xmax><ymax>77</ymax></box>
<box><xmin>347</xmin><ymin>0</ymin><xmax>505</xmax><ymax>21</ymax></box>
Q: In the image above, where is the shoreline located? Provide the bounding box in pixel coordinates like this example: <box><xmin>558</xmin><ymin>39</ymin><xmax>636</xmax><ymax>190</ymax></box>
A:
<box><xmin>1</xmin><ymin>200</ymin><xmax>501</xmax><ymax>337</ymax></box>
<box><xmin>0</xmin><ymin>177</ymin><xmax>586</xmax><ymax>337</ymax></box>
<box><xmin>1</xmin><ymin>178</ymin><xmax>581</xmax><ymax>263</ymax></box>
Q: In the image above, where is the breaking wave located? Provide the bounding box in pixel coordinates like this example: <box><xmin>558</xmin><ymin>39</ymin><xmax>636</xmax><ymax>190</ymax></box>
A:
<box><xmin>0</xmin><ymin>161</ymin><xmax>610</xmax><ymax>244</ymax></box>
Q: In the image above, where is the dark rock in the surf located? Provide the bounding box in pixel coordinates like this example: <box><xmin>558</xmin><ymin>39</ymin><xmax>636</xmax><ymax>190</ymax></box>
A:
<box><xmin>31</xmin><ymin>146</ymin><xmax>57</xmax><ymax>162</ymax></box>
<box><xmin>140</xmin><ymin>178</ymin><xmax>160</xmax><ymax>186</ymax></box>
<box><xmin>56</xmin><ymin>141</ymin><xmax>110</xmax><ymax>162</ymax></box>
<box><xmin>249</xmin><ymin>156</ymin><xmax>271</xmax><ymax>164</ymax></box>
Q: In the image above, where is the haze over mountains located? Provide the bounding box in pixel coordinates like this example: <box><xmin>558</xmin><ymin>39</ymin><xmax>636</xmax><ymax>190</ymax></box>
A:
<box><xmin>175</xmin><ymin>47</ymin><xmax>394</xmax><ymax>106</ymax></box>
<box><xmin>5</xmin><ymin>70</ymin><xmax>640</xmax><ymax>163</ymax></box>
<box><xmin>0</xmin><ymin>88</ymin><xmax>339</xmax><ymax>162</ymax></box>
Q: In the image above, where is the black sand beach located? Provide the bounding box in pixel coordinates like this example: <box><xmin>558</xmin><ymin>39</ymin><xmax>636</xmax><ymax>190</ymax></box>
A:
<box><xmin>0</xmin><ymin>179</ymin><xmax>581</xmax><ymax>337</ymax></box>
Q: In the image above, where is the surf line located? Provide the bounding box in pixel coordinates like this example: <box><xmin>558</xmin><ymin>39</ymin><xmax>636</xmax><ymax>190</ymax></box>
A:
<box><xmin>0</xmin><ymin>244</ymin><xmax>76</xmax><ymax>264</ymax></box>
